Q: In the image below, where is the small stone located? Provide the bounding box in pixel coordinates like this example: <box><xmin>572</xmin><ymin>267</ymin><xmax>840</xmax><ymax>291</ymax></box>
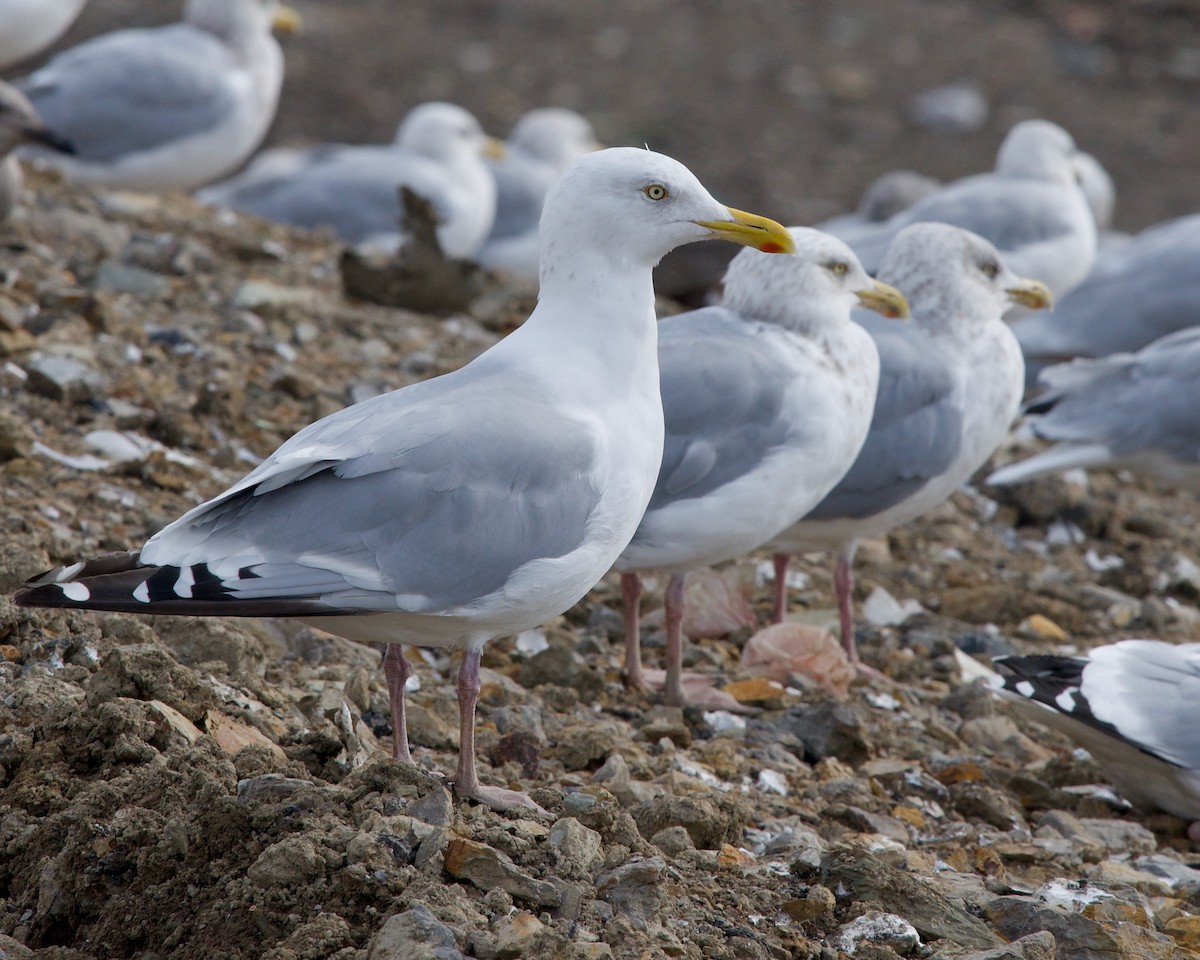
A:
<box><xmin>247</xmin><ymin>835</ymin><xmax>326</xmax><ymax>887</ymax></box>
<box><xmin>721</xmin><ymin>676</ymin><xmax>788</xmax><ymax>708</ymax></box>
<box><xmin>554</xmin><ymin>721</ymin><xmax>624</xmax><ymax>770</ymax></box>
<box><xmin>1019</xmin><ymin>614</ymin><xmax>1068</xmax><ymax>642</ymax></box>
<box><xmin>443</xmin><ymin>838</ymin><xmax>560</xmax><ymax>907</ymax></box>
<box><xmin>205</xmin><ymin>709</ymin><xmax>287</xmax><ymax>762</ymax></box>
<box><xmin>950</xmin><ymin>782</ymin><xmax>1028</xmax><ymax>832</ymax></box>
<box><xmin>548</xmin><ymin>817</ymin><xmax>603</xmax><ymax>878</ymax></box>
<box><xmin>367</xmin><ymin>904</ymin><xmax>465</xmax><ymax>960</ymax></box>
<box><xmin>407</xmin><ymin>786</ymin><xmax>454</xmax><ymax>827</ymax></box>
<box><xmin>596</xmin><ymin>857</ymin><xmax>666</xmax><ymax>924</ymax></box>
<box><xmin>0</xmin><ymin>644</ymin><xmax>23</xmax><ymax>662</ymax></box>
<box><xmin>639</xmin><ymin>706</ymin><xmax>691</xmax><ymax>747</ymax></box>
<box><xmin>650</xmin><ymin>825</ymin><xmax>694</xmax><ymax>857</ymax></box>
<box><xmin>775</xmin><ymin>701</ymin><xmax>871</xmax><ymax>766</ymax></box>
<box><xmin>0</xmin><ymin>410</ymin><xmax>34</xmax><ymax>461</ymax></box>
<box><xmin>24</xmin><ymin>352</ymin><xmax>104</xmax><ymax>403</ymax></box>
<box><xmin>93</xmin><ymin>260</ymin><xmax>172</xmax><ymax>298</ymax></box>
<box><xmin>145</xmin><ymin>699</ymin><xmax>202</xmax><ymax>745</ymax></box>
<box><xmin>492</xmin><ymin>912</ymin><xmax>545</xmax><ymax>958</ymax></box>
<box><xmin>960</xmin><ymin>931</ymin><xmax>1056</xmax><ymax>960</ymax></box>
<box><xmin>1077</xmin><ymin>818</ymin><xmax>1158</xmax><ymax>855</ymax></box>
<box><xmin>834</xmin><ymin>911</ymin><xmax>922</xmax><ymax>956</ymax></box>
<box><xmin>632</xmin><ymin>793</ymin><xmax>750</xmax><ymax>850</ymax></box>
<box><xmin>236</xmin><ymin>774</ymin><xmax>317</xmax><ymax>803</ymax></box>
<box><xmin>1164</xmin><ymin>914</ymin><xmax>1200</xmax><ymax>951</ymax></box>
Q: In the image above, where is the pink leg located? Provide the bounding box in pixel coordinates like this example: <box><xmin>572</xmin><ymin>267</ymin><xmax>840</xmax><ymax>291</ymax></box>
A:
<box><xmin>453</xmin><ymin>648</ymin><xmax>547</xmax><ymax>814</ymax></box>
<box><xmin>833</xmin><ymin>549</ymin><xmax>857</xmax><ymax>664</ymax></box>
<box><xmin>663</xmin><ymin>572</ymin><xmax>687</xmax><ymax>707</ymax></box>
<box><xmin>1188</xmin><ymin>821</ymin><xmax>1200</xmax><ymax>850</ymax></box>
<box><xmin>772</xmin><ymin>553</ymin><xmax>791</xmax><ymax>624</ymax></box>
<box><xmin>383</xmin><ymin>643</ymin><xmax>412</xmax><ymax>763</ymax></box>
<box><xmin>621</xmin><ymin>572</ymin><xmax>646</xmax><ymax>690</ymax></box>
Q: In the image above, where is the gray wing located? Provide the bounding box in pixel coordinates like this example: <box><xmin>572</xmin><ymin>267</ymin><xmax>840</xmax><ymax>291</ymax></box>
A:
<box><xmin>805</xmin><ymin>315</ymin><xmax>962</xmax><ymax>520</ymax></box>
<box><xmin>219</xmin><ymin>146</ymin><xmax>449</xmax><ymax>244</ymax></box>
<box><xmin>1028</xmin><ymin>327</ymin><xmax>1200</xmax><ymax>464</ymax></box>
<box><xmin>847</xmin><ymin>177</ymin><xmax>1077</xmax><ymax>274</ymax></box>
<box><xmin>1085</xmin><ymin>641</ymin><xmax>1200</xmax><ymax>770</ymax></box>
<box><xmin>143</xmin><ymin>367</ymin><xmax>602</xmax><ymax>612</ymax></box>
<box><xmin>19</xmin><ymin>25</ymin><xmax>238</xmax><ymax>162</ymax></box>
<box><xmin>1014</xmin><ymin>214</ymin><xmax>1200</xmax><ymax>361</ymax></box>
<box><xmin>646</xmin><ymin>308</ymin><xmax>799</xmax><ymax>511</ymax></box>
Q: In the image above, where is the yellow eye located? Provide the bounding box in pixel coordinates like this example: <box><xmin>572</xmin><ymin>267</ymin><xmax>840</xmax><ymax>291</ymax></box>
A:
<box><xmin>643</xmin><ymin>183</ymin><xmax>669</xmax><ymax>201</ymax></box>
<box><xmin>830</xmin><ymin>261</ymin><xmax>849</xmax><ymax>277</ymax></box>
<box><xmin>981</xmin><ymin>261</ymin><xmax>1000</xmax><ymax>279</ymax></box>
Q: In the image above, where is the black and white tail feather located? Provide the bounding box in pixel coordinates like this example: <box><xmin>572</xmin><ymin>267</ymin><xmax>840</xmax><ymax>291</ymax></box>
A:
<box><xmin>14</xmin><ymin>551</ymin><xmax>343</xmax><ymax>619</ymax></box>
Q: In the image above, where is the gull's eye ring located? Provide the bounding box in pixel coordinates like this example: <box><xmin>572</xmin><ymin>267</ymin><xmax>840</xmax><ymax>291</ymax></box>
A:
<box><xmin>830</xmin><ymin>261</ymin><xmax>849</xmax><ymax>277</ymax></box>
<box><xmin>643</xmin><ymin>183</ymin><xmax>669</xmax><ymax>201</ymax></box>
<box><xmin>981</xmin><ymin>261</ymin><xmax>1000</xmax><ymax>279</ymax></box>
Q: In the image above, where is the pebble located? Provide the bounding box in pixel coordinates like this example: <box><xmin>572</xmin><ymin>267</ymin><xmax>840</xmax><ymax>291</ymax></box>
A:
<box><xmin>443</xmin><ymin>838</ymin><xmax>561</xmax><ymax>908</ymax></box>
<box><xmin>367</xmin><ymin>905</ymin><xmax>466</xmax><ymax>960</ymax></box>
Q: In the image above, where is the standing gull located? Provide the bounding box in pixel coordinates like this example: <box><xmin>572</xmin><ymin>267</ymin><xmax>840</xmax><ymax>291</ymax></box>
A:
<box><xmin>0</xmin><ymin>0</ymin><xmax>89</xmax><ymax>70</ymax></box>
<box><xmin>13</xmin><ymin>147</ymin><xmax>796</xmax><ymax>813</ymax></box>
<box><xmin>615</xmin><ymin>230</ymin><xmax>908</xmax><ymax>705</ymax></box>
<box><xmin>768</xmin><ymin>224</ymin><xmax>1053</xmax><ymax>670</ymax></box>
<box><xmin>200</xmin><ymin>102</ymin><xmax>500</xmax><ymax>257</ymax></box>
<box><xmin>0</xmin><ymin>80</ymin><xmax>75</xmax><ymax>222</ymax></box>
<box><xmin>993</xmin><ymin>641</ymin><xmax>1200</xmax><ymax>845</ymax></box>
<box><xmin>988</xmin><ymin>327</ymin><xmax>1200</xmax><ymax>492</ymax></box>
<box><xmin>15</xmin><ymin>0</ymin><xmax>301</xmax><ymax>192</ymax></box>
<box><xmin>478</xmin><ymin>107</ymin><xmax>601</xmax><ymax>280</ymax></box>
<box><xmin>843</xmin><ymin>120</ymin><xmax>1096</xmax><ymax>302</ymax></box>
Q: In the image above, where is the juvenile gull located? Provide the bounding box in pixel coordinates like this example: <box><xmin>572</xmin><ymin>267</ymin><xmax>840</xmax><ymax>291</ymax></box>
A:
<box><xmin>614</xmin><ymin>229</ymin><xmax>908</xmax><ymax>705</ymax></box>
<box><xmin>0</xmin><ymin>80</ymin><xmax>75</xmax><ymax>221</ymax></box>
<box><xmin>994</xmin><ymin>641</ymin><xmax>1200</xmax><ymax>844</ymax></box>
<box><xmin>0</xmin><ymin>0</ymin><xmax>88</xmax><ymax>70</ymax></box>
<box><xmin>989</xmin><ymin>327</ymin><xmax>1200</xmax><ymax>492</ymax></box>
<box><xmin>844</xmin><ymin>120</ymin><xmax>1096</xmax><ymax>302</ymax></box>
<box><xmin>768</xmin><ymin>224</ymin><xmax>1053</xmax><ymax>670</ymax></box>
<box><xmin>200</xmin><ymin>102</ymin><xmax>500</xmax><ymax>257</ymax></box>
<box><xmin>1012</xmin><ymin>213</ymin><xmax>1200</xmax><ymax>371</ymax></box>
<box><xmin>13</xmin><ymin>147</ymin><xmax>796</xmax><ymax>812</ymax></box>
<box><xmin>478</xmin><ymin>108</ymin><xmax>601</xmax><ymax>281</ymax></box>
<box><xmin>16</xmin><ymin>0</ymin><xmax>301</xmax><ymax>191</ymax></box>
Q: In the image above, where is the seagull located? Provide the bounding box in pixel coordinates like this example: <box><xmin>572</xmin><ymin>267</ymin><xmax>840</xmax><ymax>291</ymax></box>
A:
<box><xmin>478</xmin><ymin>108</ymin><xmax>602</xmax><ymax>281</ymax></box>
<box><xmin>816</xmin><ymin>169</ymin><xmax>941</xmax><ymax>245</ymax></box>
<box><xmin>13</xmin><ymin>147</ymin><xmax>796</xmax><ymax>813</ymax></box>
<box><xmin>0</xmin><ymin>0</ymin><xmax>89</xmax><ymax>70</ymax></box>
<box><xmin>842</xmin><ymin>120</ymin><xmax>1097</xmax><ymax>302</ymax></box>
<box><xmin>199</xmin><ymin>102</ymin><xmax>501</xmax><ymax>257</ymax></box>
<box><xmin>993</xmin><ymin>640</ymin><xmax>1200</xmax><ymax>845</ymax></box>
<box><xmin>768</xmin><ymin>224</ymin><xmax>1053</xmax><ymax>671</ymax></box>
<box><xmin>0</xmin><ymin>80</ymin><xmax>75</xmax><ymax>222</ymax></box>
<box><xmin>988</xmin><ymin>326</ymin><xmax>1200</xmax><ymax>492</ymax></box>
<box><xmin>613</xmin><ymin>229</ymin><xmax>908</xmax><ymax>705</ymax></box>
<box><xmin>1012</xmin><ymin>213</ymin><xmax>1200</xmax><ymax>377</ymax></box>
<box><xmin>15</xmin><ymin>0</ymin><xmax>301</xmax><ymax>192</ymax></box>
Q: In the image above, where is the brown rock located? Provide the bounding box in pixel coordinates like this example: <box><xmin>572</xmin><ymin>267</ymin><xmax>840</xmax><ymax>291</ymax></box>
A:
<box><xmin>443</xmin><ymin>838</ymin><xmax>560</xmax><ymax>907</ymax></box>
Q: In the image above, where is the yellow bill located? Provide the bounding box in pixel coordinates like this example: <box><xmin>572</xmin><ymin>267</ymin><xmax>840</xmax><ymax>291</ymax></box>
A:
<box><xmin>693</xmin><ymin>207</ymin><xmax>796</xmax><ymax>255</ymax></box>
<box><xmin>482</xmin><ymin>137</ymin><xmax>506</xmax><ymax>161</ymax></box>
<box><xmin>856</xmin><ymin>279</ymin><xmax>909</xmax><ymax>319</ymax></box>
<box><xmin>1006</xmin><ymin>277</ymin><xmax>1054</xmax><ymax>311</ymax></box>
<box><xmin>273</xmin><ymin>5</ymin><xmax>304</xmax><ymax>35</ymax></box>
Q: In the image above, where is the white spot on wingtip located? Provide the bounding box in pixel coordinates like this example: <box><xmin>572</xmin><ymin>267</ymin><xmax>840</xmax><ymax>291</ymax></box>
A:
<box><xmin>1015</xmin><ymin>680</ymin><xmax>1035</xmax><ymax>698</ymax></box>
<box><xmin>60</xmin><ymin>582</ymin><xmax>90</xmax><ymax>602</ymax></box>
<box><xmin>133</xmin><ymin>582</ymin><xmax>151</xmax><ymax>603</ymax></box>
<box><xmin>55</xmin><ymin>562</ymin><xmax>86</xmax><ymax>582</ymax></box>
<box><xmin>1055</xmin><ymin>689</ymin><xmax>1078</xmax><ymax>712</ymax></box>
<box><xmin>174</xmin><ymin>566</ymin><xmax>195</xmax><ymax>599</ymax></box>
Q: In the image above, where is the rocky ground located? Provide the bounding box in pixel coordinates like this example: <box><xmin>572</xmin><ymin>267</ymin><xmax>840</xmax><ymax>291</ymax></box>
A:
<box><xmin>3</xmin><ymin>1</ymin><xmax>1200</xmax><ymax>958</ymax></box>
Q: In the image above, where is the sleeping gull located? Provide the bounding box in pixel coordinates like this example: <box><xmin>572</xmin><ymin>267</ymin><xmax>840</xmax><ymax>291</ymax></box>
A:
<box><xmin>0</xmin><ymin>0</ymin><xmax>88</xmax><ymax>70</ymax></box>
<box><xmin>768</xmin><ymin>224</ymin><xmax>1053</xmax><ymax>671</ymax></box>
<box><xmin>988</xmin><ymin>326</ymin><xmax>1200</xmax><ymax>492</ymax></box>
<box><xmin>817</xmin><ymin>169</ymin><xmax>940</xmax><ymax>245</ymax></box>
<box><xmin>843</xmin><ymin>120</ymin><xmax>1096</xmax><ymax>302</ymax></box>
<box><xmin>0</xmin><ymin>80</ymin><xmax>76</xmax><ymax>222</ymax></box>
<box><xmin>15</xmin><ymin>0</ymin><xmax>301</xmax><ymax>192</ymax></box>
<box><xmin>614</xmin><ymin>229</ymin><xmax>908</xmax><ymax>705</ymax></box>
<box><xmin>12</xmin><ymin>147</ymin><xmax>796</xmax><ymax>812</ymax></box>
<box><xmin>993</xmin><ymin>640</ymin><xmax>1200</xmax><ymax>845</ymax></box>
<box><xmin>478</xmin><ymin>107</ymin><xmax>601</xmax><ymax>281</ymax></box>
<box><xmin>1012</xmin><ymin>213</ymin><xmax>1200</xmax><ymax>374</ymax></box>
<box><xmin>199</xmin><ymin>101</ymin><xmax>500</xmax><ymax>257</ymax></box>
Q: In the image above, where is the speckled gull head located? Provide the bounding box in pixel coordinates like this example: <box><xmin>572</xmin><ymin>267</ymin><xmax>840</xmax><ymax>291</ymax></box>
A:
<box><xmin>538</xmin><ymin>147</ymin><xmax>796</xmax><ymax>275</ymax></box>
<box><xmin>720</xmin><ymin>227</ymin><xmax>909</xmax><ymax>331</ymax></box>
<box><xmin>993</xmin><ymin>119</ymin><xmax>1079</xmax><ymax>186</ymax></box>
<box><xmin>184</xmin><ymin>0</ymin><xmax>302</xmax><ymax>41</ymax></box>
<box><xmin>508</xmin><ymin>108</ymin><xmax>600</xmax><ymax>167</ymax></box>
<box><xmin>876</xmin><ymin>223</ymin><xmax>1054</xmax><ymax>334</ymax></box>
<box><xmin>389</xmin><ymin>102</ymin><xmax>498</xmax><ymax>160</ymax></box>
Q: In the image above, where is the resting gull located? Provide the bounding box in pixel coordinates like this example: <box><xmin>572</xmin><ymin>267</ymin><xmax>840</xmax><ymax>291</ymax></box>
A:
<box><xmin>0</xmin><ymin>80</ymin><xmax>75</xmax><ymax>221</ymax></box>
<box><xmin>843</xmin><ymin>120</ymin><xmax>1096</xmax><ymax>302</ymax></box>
<box><xmin>15</xmin><ymin>0</ymin><xmax>301</xmax><ymax>191</ymax></box>
<box><xmin>199</xmin><ymin>101</ymin><xmax>500</xmax><ymax>257</ymax></box>
<box><xmin>994</xmin><ymin>640</ymin><xmax>1200</xmax><ymax>844</ymax></box>
<box><xmin>478</xmin><ymin>107</ymin><xmax>601</xmax><ymax>280</ymax></box>
<box><xmin>989</xmin><ymin>326</ymin><xmax>1200</xmax><ymax>492</ymax></box>
<box><xmin>768</xmin><ymin>224</ymin><xmax>1053</xmax><ymax>671</ymax></box>
<box><xmin>614</xmin><ymin>229</ymin><xmax>908</xmax><ymax>705</ymax></box>
<box><xmin>0</xmin><ymin>0</ymin><xmax>88</xmax><ymax>70</ymax></box>
<box><xmin>817</xmin><ymin>169</ymin><xmax>940</xmax><ymax>246</ymax></box>
<box><xmin>13</xmin><ymin>147</ymin><xmax>796</xmax><ymax>812</ymax></box>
